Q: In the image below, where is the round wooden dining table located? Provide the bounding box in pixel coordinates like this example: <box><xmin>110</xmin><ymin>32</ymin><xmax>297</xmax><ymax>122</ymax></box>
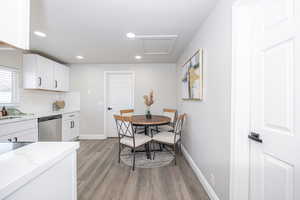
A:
<box><xmin>132</xmin><ymin>115</ymin><xmax>171</xmax><ymax>127</ymax></box>
<box><xmin>131</xmin><ymin>115</ymin><xmax>171</xmax><ymax>159</ymax></box>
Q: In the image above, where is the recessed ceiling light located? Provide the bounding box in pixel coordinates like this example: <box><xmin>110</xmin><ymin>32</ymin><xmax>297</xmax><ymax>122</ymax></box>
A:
<box><xmin>135</xmin><ymin>55</ymin><xmax>142</xmax><ymax>60</ymax></box>
<box><xmin>76</xmin><ymin>56</ymin><xmax>84</xmax><ymax>60</ymax></box>
<box><xmin>34</xmin><ymin>31</ymin><xmax>47</xmax><ymax>38</ymax></box>
<box><xmin>126</xmin><ymin>32</ymin><xmax>136</xmax><ymax>39</ymax></box>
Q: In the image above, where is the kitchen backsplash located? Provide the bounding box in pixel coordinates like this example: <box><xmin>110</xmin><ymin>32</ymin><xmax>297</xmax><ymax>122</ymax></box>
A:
<box><xmin>17</xmin><ymin>89</ymin><xmax>80</xmax><ymax>114</ymax></box>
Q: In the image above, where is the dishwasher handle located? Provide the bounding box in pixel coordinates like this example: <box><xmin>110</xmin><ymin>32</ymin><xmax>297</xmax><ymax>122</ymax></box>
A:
<box><xmin>38</xmin><ymin>114</ymin><xmax>62</xmax><ymax>122</ymax></box>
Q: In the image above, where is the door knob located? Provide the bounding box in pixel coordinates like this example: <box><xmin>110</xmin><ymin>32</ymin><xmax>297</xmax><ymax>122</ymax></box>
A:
<box><xmin>248</xmin><ymin>132</ymin><xmax>263</xmax><ymax>143</ymax></box>
<box><xmin>107</xmin><ymin>107</ymin><xmax>112</xmax><ymax>110</ymax></box>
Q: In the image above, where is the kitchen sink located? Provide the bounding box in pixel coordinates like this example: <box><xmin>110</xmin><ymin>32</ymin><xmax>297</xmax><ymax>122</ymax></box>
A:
<box><xmin>0</xmin><ymin>116</ymin><xmax>21</xmax><ymax>120</ymax></box>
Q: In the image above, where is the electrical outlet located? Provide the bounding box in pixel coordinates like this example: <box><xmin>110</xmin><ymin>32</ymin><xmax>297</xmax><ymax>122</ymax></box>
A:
<box><xmin>210</xmin><ymin>173</ymin><xmax>215</xmax><ymax>187</ymax></box>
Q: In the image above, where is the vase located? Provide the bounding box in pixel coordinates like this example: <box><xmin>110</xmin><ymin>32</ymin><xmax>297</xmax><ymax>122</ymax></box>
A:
<box><xmin>146</xmin><ymin>107</ymin><xmax>152</xmax><ymax>119</ymax></box>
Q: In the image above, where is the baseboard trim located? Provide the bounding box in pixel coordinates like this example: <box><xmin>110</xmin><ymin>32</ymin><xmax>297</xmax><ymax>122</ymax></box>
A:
<box><xmin>181</xmin><ymin>145</ymin><xmax>220</xmax><ymax>200</ymax></box>
<box><xmin>79</xmin><ymin>134</ymin><xmax>106</xmax><ymax>140</ymax></box>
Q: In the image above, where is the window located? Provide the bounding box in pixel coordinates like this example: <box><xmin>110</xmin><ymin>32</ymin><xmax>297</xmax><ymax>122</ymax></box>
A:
<box><xmin>0</xmin><ymin>66</ymin><xmax>19</xmax><ymax>105</ymax></box>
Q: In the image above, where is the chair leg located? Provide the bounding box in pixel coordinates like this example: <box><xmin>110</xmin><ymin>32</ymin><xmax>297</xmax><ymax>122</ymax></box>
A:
<box><xmin>132</xmin><ymin>148</ymin><xmax>136</xmax><ymax>171</ymax></box>
<box><xmin>118</xmin><ymin>143</ymin><xmax>121</xmax><ymax>163</ymax></box>
<box><xmin>179</xmin><ymin>141</ymin><xmax>182</xmax><ymax>155</ymax></box>
<box><xmin>159</xmin><ymin>144</ymin><xmax>162</xmax><ymax>151</ymax></box>
<box><xmin>174</xmin><ymin>143</ymin><xmax>177</xmax><ymax>165</ymax></box>
<box><xmin>149</xmin><ymin>142</ymin><xmax>152</xmax><ymax>160</ymax></box>
<box><xmin>153</xmin><ymin>142</ymin><xmax>156</xmax><ymax>160</ymax></box>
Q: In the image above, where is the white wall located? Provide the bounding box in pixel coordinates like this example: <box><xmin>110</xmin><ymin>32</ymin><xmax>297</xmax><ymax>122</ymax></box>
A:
<box><xmin>70</xmin><ymin>63</ymin><xmax>177</xmax><ymax>137</ymax></box>
<box><xmin>0</xmin><ymin>50</ymin><xmax>23</xmax><ymax>68</ymax></box>
<box><xmin>176</xmin><ymin>0</ymin><xmax>234</xmax><ymax>199</ymax></box>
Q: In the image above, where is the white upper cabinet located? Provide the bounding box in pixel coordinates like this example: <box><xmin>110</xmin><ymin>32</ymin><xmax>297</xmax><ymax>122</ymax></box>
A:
<box><xmin>36</xmin><ymin>55</ymin><xmax>54</xmax><ymax>90</ymax></box>
<box><xmin>63</xmin><ymin>66</ymin><xmax>70</xmax><ymax>92</ymax></box>
<box><xmin>54</xmin><ymin>63</ymin><xmax>70</xmax><ymax>92</ymax></box>
<box><xmin>23</xmin><ymin>54</ymin><xmax>70</xmax><ymax>92</ymax></box>
<box><xmin>0</xmin><ymin>0</ymin><xmax>30</xmax><ymax>49</ymax></box>
<box><xmin>54</xmin><ymin>63</ymin><xmax>66</xmax><ymax>91</ymax></box>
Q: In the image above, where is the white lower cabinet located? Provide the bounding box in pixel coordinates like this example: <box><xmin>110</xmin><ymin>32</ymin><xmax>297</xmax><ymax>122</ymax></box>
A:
<box><xmin>5</xmin><ymin>152</ymin><xmax>77</xmax><ymax>200</ymax></box>
<box><xmin>0</xmin><ymin>119</ymin><xmax>38</xmax><ymax>142</ymax></box>
<box><xmin>12</xmin><ymin>129</ymin><xmax>38</xmax><ymax>142</ymax></box>
<box><xmin>62</xmin><ymin>112</ymin><xmax>80</xmax><ymax>141</ymax></box>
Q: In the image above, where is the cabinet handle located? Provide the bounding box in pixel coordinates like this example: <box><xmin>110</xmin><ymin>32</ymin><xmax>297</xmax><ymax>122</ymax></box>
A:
<box><xmin>38</xmin><ymin>77</ymin><xmax>42</xmax><ymax>87</ymax></box>
<box><xmin>13</xmin><ymin>137</ymin><xmax>18</xmax><ymax>142</ymax></box>
<box><xmin>70</xmin><ymin>121</ymin><xmax>75</xmax><ymax>128</ymax></box>
<box><xmin>70</xmin><ymin>121</ymin><xmax>73</xmax><ymax>128</ymax></box>
<box><xmin>55</xmin><ymin>80</ymin><xmax>58</xmax><ymax>88</ymax></box>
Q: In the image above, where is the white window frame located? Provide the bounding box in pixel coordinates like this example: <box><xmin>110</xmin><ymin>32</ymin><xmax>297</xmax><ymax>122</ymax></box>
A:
<box><xmin>0</xmin><ymin>65</ymin><xmax>20</xmax><ymax>107</ymax></box>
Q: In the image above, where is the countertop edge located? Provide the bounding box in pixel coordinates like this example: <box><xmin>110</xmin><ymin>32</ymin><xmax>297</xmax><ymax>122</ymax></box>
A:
<box><xmin>0</xmin><ymin>142</ymin><xmax>80</xmax><ymax>199</ymax></box>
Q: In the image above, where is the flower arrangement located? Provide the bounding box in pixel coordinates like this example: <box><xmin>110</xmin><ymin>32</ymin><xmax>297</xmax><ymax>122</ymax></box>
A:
<box><xmin>143</xmin><ymin>90</ymin><xmax>154</xmax><ymax>118</ymax></box>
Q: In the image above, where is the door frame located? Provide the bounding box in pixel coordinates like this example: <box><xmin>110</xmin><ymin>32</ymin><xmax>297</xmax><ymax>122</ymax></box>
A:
<box><xmin>103</xmin><ymin>71</ymin><xmax>135</xmax><ymax>139</ymax></box>
<box><xmin>230</xmin><ymin>0</ymin><xmax>255</xmax><ymax>199</ymax></box>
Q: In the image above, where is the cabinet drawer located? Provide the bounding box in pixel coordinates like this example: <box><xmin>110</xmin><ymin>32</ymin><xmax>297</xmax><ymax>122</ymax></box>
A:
<box><xmin>0</xmin><ymin>128</ymin><xmax>38</xmax><ymax>142</ymax></box>
<box><xmin>0</xmin><ymin>119</ymin><xmax>37</xmax><ymax>137</ymax></box>
<box><xmin>63</xmin><ymin>112</ymin><xmax>80</xmax><ymax>120</ymax></box>
<box><xmin>12</xmin><ymin>128</ymin><xmax>38</xmax><ymax>142</ymax></box>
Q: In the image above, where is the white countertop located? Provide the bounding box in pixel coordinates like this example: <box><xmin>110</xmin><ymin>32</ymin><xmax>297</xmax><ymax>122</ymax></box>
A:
<box><xmin>0</xmin><ymin>115</ymin><xmax>38</xmax><ymax>125</ymax></box>
<box><xmin>34</xmin><ymin>109</ymin><xmax>80</xmax><ymax>118</ymax></box>
<box><xmin>0</xmin><ymin>142</ymin><xmax>79</xmax><ymax>199</ymax></box>
<box><xmin>0</xmin><ymin>109</ymin><xmax>80</xmax><ymax>125</ymax></box>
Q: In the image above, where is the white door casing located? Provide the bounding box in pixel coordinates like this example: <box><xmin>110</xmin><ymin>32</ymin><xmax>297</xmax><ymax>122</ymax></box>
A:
<box><xmin>104</xmin><ymin>71</ymin><xmax>135</xmax><ymax>138</ymax></box>
<box><xmin>249</xmin><ymin>0</ymin><xmax>300</xmax><ymax>199</ymax></box>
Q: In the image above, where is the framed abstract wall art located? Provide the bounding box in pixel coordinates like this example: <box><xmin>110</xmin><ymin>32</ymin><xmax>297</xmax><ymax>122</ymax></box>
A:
<box><xmin>181</xmin><ymin>49</ymin><xmax>203</xmax><ymax>100</ymax></box>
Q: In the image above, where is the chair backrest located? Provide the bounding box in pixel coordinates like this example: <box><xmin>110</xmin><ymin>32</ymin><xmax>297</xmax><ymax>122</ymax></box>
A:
<box><xmin>174</xmin><ymin>114</ymin><xmax>186</xmax><ymax>136</ymax></box>
<box><xmin>120</xmin><ymin>109</ymin><xmax>134</xmax><ymax>117</ymax></box>
<box><xmin>163</xmin><ymin>108</ymin><xmax>177</xmax><ymax>125</ymax></box>
<box><xmin>114</xmin><ymin>115</ymin><xmax>135</xmax><ymax>138</ymax></box>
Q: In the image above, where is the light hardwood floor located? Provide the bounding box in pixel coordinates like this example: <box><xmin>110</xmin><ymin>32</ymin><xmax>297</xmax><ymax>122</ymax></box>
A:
<box><xmin>77</xmin><ymin>139</ymin><xmax>209</xmax><ymax>200</ymax></box>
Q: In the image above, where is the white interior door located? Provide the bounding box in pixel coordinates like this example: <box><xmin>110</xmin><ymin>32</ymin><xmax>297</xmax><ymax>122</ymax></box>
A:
<box><xmin>105</xmin><ymin>72</ymin><xmax>134</xmax><ymax>137</ymax></box>
<box><xmin>249</xmin><ymin>0</ymin><xmax>300</xmax><ymax>199</ymax></box>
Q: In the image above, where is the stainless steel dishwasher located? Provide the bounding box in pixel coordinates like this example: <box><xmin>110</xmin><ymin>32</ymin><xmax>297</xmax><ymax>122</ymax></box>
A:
<box><xmin>38</xmin><ymin>114</ymin><xmax>62</xmax><ymax>141</ymax></box>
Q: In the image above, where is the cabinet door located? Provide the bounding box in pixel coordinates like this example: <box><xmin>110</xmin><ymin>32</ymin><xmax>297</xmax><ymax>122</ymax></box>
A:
<box><xmin>54</xmin><ymin>63</ymin><xmax>65</xmax><ymax>91</ymax></box>
<box><xmin>0</xmin><ymin>134</ymin><xmax>12</xmax><ymax>142</ymax></box>
<box><xmin>0</xmin><ymin>0</ymin><xmax>30</xmax><ymax>49</ymax></box>
<box><xmin>36</xmin><ymin>56</ymin><xmax>54</xmax><ymax>90</ymax></box>
<box><xmin>62</xmin><ymin>120</ymin><xmax>72</xmax><ymax>141</ymax></box>
<box><xmin>54</xmin><ymin>63</ymin><xmax>69</xmax><ymax>92</ymax></box>
<box><xmin>71</xmin><ymin>118</ymin><xmax>80</xmax><ymax>138</ymax></box>
<box><xmin>63</xmin><ymin>66</ymin><xmax>70</xmax><ymax>92</ymax></box>
<box><xmin>0</xmin><ymin>129</ymin><xmax>38</xmax><ymax>143</ymax></box>
<box><xmin>15</xmin><ymin>129</ymin><xmax>38</xmax><ymax>142</ymax></box>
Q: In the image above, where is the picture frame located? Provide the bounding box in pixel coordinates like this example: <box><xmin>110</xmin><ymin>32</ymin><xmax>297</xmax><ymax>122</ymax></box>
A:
<box><xmin>181</xmin><ymin>49</ymin><xmax>203</xmax><ymax>100</ymax></box>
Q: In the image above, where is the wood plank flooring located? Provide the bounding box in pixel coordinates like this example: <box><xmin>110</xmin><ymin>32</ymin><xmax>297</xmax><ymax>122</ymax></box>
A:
<box><xmin>77</xmin><ymin>139</ymin><xmax>209</xmax><ymax>200</ymax></box>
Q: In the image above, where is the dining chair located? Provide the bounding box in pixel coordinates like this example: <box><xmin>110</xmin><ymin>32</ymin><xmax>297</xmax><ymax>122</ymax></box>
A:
<box><xmin>152</xmin><ymin>113</ymin><xmax>186</xmax><ymax>165</ymax></box>
<box><xmin>120</xmin><ymin>109</ymin><xmax>134</xmax><ymax>116</ymax></box>
<box><xmin>120</xmin><ymin>109</ymin><xmax>144</xmax><ymax>134</ymax></box>
<box><xmin>161</xmin><ymin>108</ymin><xmax>178</xmax><ymax>131</ymax></box>
<box><xmin>114</xmin><ymin>115</ymin><xmax>152</xmax><ymax>170</ymax></box>
<box><xmin>151</xmin><ymin>108</ymin><xmax>177</xmax><ymax>136</ymax></box>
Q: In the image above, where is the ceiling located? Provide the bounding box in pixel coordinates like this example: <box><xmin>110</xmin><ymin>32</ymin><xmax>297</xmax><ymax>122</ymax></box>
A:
<box><xmin>30</xmin><ymin>0</ymin><xmax>217</xmax><ymax>64</ymax></box>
